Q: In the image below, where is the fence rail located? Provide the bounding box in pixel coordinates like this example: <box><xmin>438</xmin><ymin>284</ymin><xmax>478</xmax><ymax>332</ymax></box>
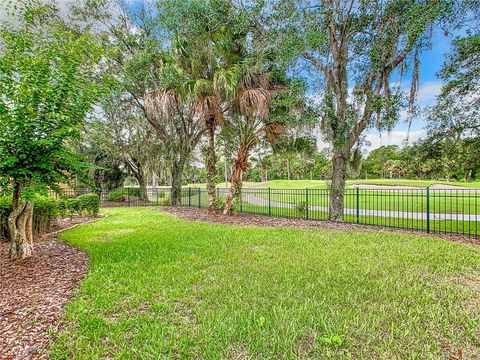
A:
<box><xmin>56</xmin><ymin>187</ymin><xmax>480</xmax><ymax>237</ymax></box>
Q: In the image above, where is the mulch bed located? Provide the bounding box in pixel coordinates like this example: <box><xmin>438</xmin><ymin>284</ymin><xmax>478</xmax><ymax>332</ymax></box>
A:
<box><xmin>0</xmin><ymin>216</ymin><xmax>100</xmax><ymax>359</ymax></box>
<box><xmin>162</xmin><ymin>206</ymin><xmax>480</xmax><ymax>246</ymax></box>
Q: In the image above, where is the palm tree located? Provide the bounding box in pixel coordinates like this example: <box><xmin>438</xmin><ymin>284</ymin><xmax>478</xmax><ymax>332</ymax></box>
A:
<box><xmin>220</xmin><ymin>63</ymin><xmax>284</xmax><ymax>215</ymax></box>
<box><xmin>176</xmin><ymin>31</ymin><xmax>242</xmax><ymax>212</ymax></box>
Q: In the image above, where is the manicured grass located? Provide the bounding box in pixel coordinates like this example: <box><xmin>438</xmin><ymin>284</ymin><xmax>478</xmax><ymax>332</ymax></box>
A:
<box><xmin>52</xmin><ymin>207</ymin><xmax>480</xmax><ymax>358</ymax></box>
<box><xmin>350</xmin><ymin>179</ymin><xmax>480</xmax><ymax>188</ymax></box>
<box><xmin>249</xmin><ymin>188</ymin><xmax>480</xmax><ymax>214</ymax></box>
<box><xmin>184</xmin><ymin>179</ymin><xmax>480</xmax><ymax>189</ymax></box>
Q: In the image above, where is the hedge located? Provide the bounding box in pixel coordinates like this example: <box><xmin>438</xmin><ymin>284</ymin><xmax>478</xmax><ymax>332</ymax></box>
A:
<box><xmin>0</xmin><ymin>194</ymin><xmax>58</xmax><ymax>241</ymax></box>
<box><xmin>59</xmin><ymin>193</ymin><xmax>100</xmax><ymax>217</ymax></box>
<box><xmin>0</xmin><ymin>193</ymin><xmax>100</xmax><ymax>241</ymax></box>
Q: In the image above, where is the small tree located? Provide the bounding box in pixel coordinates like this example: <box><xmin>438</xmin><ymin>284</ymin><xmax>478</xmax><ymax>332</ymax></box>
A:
<box><xmin>0</xmin><ymin>4</ymin><xmax>104</xmax><ymax>259</ymax></box>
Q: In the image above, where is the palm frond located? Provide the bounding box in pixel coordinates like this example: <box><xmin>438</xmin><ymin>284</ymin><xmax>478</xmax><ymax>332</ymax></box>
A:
<box><xmin>237</xmin><ymin>87</ymin><xmax>271</xmax><ymax>119</ymax></box>
<box><xmin>264</xmin><ymin>122</ymin><xmax>284</xmax><ymax>142</ymax></box>
<box><xmin>144</xmin><ymin>89</ymin><xmax>180</xmax><ymax>122</ymax></box>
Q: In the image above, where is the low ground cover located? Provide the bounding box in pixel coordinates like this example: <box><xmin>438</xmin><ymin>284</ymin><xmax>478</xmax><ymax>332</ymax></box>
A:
<box><xmin>52</xmin><ymin>207</ymin><xmax>480</xmax><ymax>358</ymax></box>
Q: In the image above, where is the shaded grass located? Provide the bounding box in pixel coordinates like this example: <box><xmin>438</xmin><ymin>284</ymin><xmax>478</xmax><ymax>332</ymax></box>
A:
<box><xmin>51</xmin><ymin>207</ymin><xmax>480</xmax><ymax>359</ymax></box>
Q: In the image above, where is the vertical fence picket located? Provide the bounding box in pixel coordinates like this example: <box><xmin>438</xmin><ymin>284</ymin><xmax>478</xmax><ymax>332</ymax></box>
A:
<box><xmin>426</xmin><ymin>187</ymin><xmax>430</xmax><ymax>233</ymax></box>
<box><xmin>356</xmin><ymin>187</ymin><xmax>360</xmax><ymax>224</ymax></box>
<box><xmin>268</xmin><ymin>188</ymin><xmax>271</xmax><ymax>217</ymax></box>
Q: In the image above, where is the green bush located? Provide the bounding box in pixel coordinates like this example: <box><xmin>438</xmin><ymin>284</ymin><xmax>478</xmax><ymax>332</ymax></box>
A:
<box><xmin>58</xmin><ymin>193</ymin><xmax>99</xmax><ymax>217</ymax></box>
<box><xmin>126</xmin><ymin>187</ymin><xmax>142</xmax><ymax>198</ymax></box>
<box><xmin>0</xmin><ymin>196</ymin><xmax>12</xmax><ymax>240</ymax></box>
<box><xmin>214</xmin><ymin>197</ymin><xmax>226</xmax><ymax>210</ymax></box>
<box><xmin>77</xmin><ymin>193</ymin><xmax>100</xmax><ymax>216</ymax></box>
<box><xmin>106</xmin><ymin>189</ymin><xmax>127</xmax><ymax>202</ymax></box>
<box><xmin>0</xmin><ymin>194</ymin><xmax>59</xmax><ymax>240</ymax></box>
<box><xmin>160</xmin><ymin>197</ymin><xmax>171</xmax><ymax>206</ymax></box>
<box><xmin>295</xmin><ymin>201</ymin><xmax>307</xmax><ymax>216</ymax></box>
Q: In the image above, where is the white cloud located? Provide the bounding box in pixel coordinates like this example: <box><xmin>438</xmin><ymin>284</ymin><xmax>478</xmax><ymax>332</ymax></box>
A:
<box><xmin>0</xmin><ymin>0</ymin><xmax>123</xmax><ymax>28</ymax></box>
<box><xmin>364</xmin><ymin>129</ymin><xmax>427</xmax><ymax>151</ymax></box>
<box><xmin>415</xmin><ymin>81</ymin><xmax>443</xmax><ymax>105</ymax></box>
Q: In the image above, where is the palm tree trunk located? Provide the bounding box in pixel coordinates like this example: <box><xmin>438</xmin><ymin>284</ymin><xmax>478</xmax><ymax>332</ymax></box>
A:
<box><xmin>223</xmin><ymin>145</ymin><xmax>249</xmax><ymax>215</ymax></box>
<box><xmin>8</xmin><ymin>183</ymin><xmax>35</xmax><ymax>260</ymax></box>
<box><xmin>205</xmin><ymin>121</ymin><xmax>217</xmax><ymax>212</ymax></box>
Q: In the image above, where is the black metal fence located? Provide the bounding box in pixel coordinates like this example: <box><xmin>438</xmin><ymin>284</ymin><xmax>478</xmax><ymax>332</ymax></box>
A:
<box><xmin>56</xmin><ymin>187</ymin><xmax>480</xmax><ymax>237</ymax></box>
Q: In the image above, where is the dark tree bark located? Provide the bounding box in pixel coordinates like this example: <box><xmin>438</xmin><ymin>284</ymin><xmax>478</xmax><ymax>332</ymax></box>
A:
<box><xmin>205</xmin><ymin>118</ymin><xmax>217</xmax><ymax>212</ymax></box>
<box><xmin>125</xmin><ymin>154</ymin><xmax>148</xmax><ymax>200</ymax></box>
<box><xmin>8</xmin><ymin>183</ymin><xmax>35</xmax><ymax>260</ymax></box>
<box><xmin>170</xmin><ymin>157</ymin><xmax>186</xmax><ymax>206</ymax></box>
<box><xmin>329</xmin><ymin>145</ymin><xmax>349</xmax><ymax>221</ymax></box>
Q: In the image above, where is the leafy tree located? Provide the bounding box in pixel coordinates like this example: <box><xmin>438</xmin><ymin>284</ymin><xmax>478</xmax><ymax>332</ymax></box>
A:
<box><xmin>72</xmin><ymin>0</ymin><xmax>203</xmax><ymax>205</ymax></box>
<box><xmin>260</xmin><ymin>0</ymin><xmax>453</xmax><ymax>220</ymax></box>
<box><xmin>362</xmin><ymin>145</ymin><xmax>401</xmax><ymax>178</ymax></box>
<box><xmin>427</xmin><ymin>32</ymin><xmax>480</xmax><ymax>139</ymax></box>
<box><xmin>101</xmin><ymin>95</ymin><xmax>158</xmax><ymax>199</ymax></box>
<box><xmin>73</xmin><ymin>121</ymin><xmax>126</xmax><ymax>191</ymax></box>
<box><xmin>0</xmin><ymin>3</ymin><xmax>104</xmax><ymax>259</ymax></box>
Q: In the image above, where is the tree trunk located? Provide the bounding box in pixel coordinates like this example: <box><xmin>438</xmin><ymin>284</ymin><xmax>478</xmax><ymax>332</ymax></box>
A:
<box><xmin>286</xmin><ymin>158</ymin><xmax>290</xmax><ymax>180</ymax></box>
<box><xmin>223</xmin><ymin>145</ymin><xmax>249</xmax><ymax>215</ymax></box>
<box><xmin>138</xmin><ymin>170</ymin><xmax>148</xmax><ymax>200</ymax></box>
<box><xmin>205</xmin><ymin>121</ymin><xmax>217</xmax><ymax>212</ymax></box>
<box><xmin>8</xmin><ymin>183</ymin><xmax>35</xmax><ymax>260</ymax></box>
<box><xmin>329</xmin><ymin>145</ymin><xmax>349</xmax><ymax>221</ymax></box>
<box><xmin>224</xmin><ymin>160</ymin><xmax>228</xmax><ymax>188</ymax></box>
<box><xmin>170</xmin><ymin>158</ymin><xmax>186</xmax><ymax>206</ymax></box>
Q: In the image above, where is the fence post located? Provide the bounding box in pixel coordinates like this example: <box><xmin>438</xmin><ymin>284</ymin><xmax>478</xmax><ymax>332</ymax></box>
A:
<box><xmin>426</xmin><ymin>187</ymin><xmax>430</xmax><ymax>233</ymax></box>
<box><xmin>239</xmin><ymin>188</ymin><xmax>243</xmax><ymax>213</ymax></box>
<box><xmin>268</xmin><ymin>188</ymin><xmax>272</xmax><ymax>216</ymax></box>
<box><xmin>305</xmin><ymin>188</ymin><xmax>309</xmax><ymax>220</ymax></box>
<box><xmin>198</xmin><ymin>188</ymin><xmax>201</xmax><ymax>208</ymax></box>
<box><xmin>188</xmin><ymin>187</ymin><xmax>191</xmax><ymax>207</ymax></box>
<box><xmin>356</xmin><ymin>187</ymin><xmax>360</xmax><ymax>224</ymax></box>
<box><xmin>127</xmin><ymin>187</ymin><xmax>131</xmax><ymax>207</ymax></box>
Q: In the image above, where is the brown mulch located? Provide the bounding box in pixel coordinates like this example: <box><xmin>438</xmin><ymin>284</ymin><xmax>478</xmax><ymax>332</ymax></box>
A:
<box><xmin>161</xmin><ymin>206</ymin><xmax>480</xmax><ymax>246</ymax></box>
<box><xmin>0</xmin><ymin>216</ymin><xmax>101</xmax><ymax>359</ymax></box>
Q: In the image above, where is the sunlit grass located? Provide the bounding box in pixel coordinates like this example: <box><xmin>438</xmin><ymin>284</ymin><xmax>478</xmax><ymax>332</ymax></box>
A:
<box><xmin>52</xmin><ymin>207</ymin><xmax>480</xmax><ymax>359</ymax></box>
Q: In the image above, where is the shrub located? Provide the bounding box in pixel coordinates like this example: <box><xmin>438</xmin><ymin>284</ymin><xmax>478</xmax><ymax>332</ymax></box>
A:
<box><xmin>214</xmin><ymin>197</ymin><xmax>226</xmax><ymax>210</ymax></box>
<box><xmin>0</xmin><ymin>196</ymin><xmax>12</xmax><ymax>240</ymax></box>
<box><xmin>126</xmin><ymin>187</ymin><xmax>142</xmax><ymax>198</ymax></box>
<box><xmin>76</xmin><ymin>193</ymin><xmax>100</xmax><ymax>216</ymax></box>
<box><xmin>296</xmin><ymin>201</ymin><xmax>307</xmax><ymax>216</ymax></box>
<box><xmin>160</xmin><ymin>197</ymin><xmax>171</xmax><ymax>206</ymax></box>
<box><xmin>58</xmin><ymin>193</ymin><xmax>99</xmax><ymax>217</ymax></box>
<box><xmin>107</xmin><ymin>189</ymin><xmax>127</xmax><ymax>202</ymax></box>
<box><xmin>58</xmin><ymin>196</ymin><xmax>79</xmax><ymax>217</ymax></box>
<box><xmin>32</xmin><ymin>194</ymin><xmax>58</xmax><ymax>234</ymax></box>
<box><xmin>0</xmin><ymin>194</ymin><xmax>58</xmax><ymax>240</ymax></box>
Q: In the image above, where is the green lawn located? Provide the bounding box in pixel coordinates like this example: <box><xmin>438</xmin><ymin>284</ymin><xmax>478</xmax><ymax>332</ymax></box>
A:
<box><xmin>52</xmin><ymin>207</ymin><xmax>480</xmax><ymax>359</ymax></box>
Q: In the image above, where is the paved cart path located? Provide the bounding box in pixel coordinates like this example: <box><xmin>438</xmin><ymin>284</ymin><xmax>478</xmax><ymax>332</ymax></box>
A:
<box><xmin>241</xmin><ymin>193</ymin><xmax>480</xmax><ymax>222</ymax></box>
